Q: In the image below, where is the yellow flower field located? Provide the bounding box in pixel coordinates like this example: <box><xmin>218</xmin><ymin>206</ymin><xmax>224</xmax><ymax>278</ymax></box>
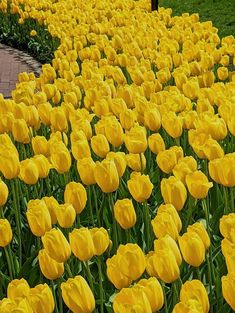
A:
<box><xmin>0</xmin><ymin>0</ymin><xmax>235</xmax><ymax>312</ymax></box>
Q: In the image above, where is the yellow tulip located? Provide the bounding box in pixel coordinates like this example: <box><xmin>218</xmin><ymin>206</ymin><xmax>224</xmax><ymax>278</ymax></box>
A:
<box><xmin>127</xmin><ymin>172</ymin><xmax>153</xmax><ymax>203</ymax></box>
<box><xmin>38</xmin><ymin>249</ymin><xmax>64</xmax><ymax>280</ymax></box>
<box><xmin>77</xmin><ymin>157</ymin><xmax>96</xmax><ymax>185</ymax></box>
<box><xmin>69</xmin><ymin>227</ymin><xmax>95</xmax><ymax>261</ymax></box>
<box><xmin>114</xmin><ymin>199</ymin><xmax>137</xmax><ymax>229</ymax></box>
<box><xmin>64</xmin><ymin>181</ymin><xmax>87</xmax><ymax>214</ymax></box>
<box><xmin>29</xmin><ymin>284</ymin><xmax>55</xmax><ymax>313</ymax></box>
<box><xmin>161</xmin><ymin>176</ymin><xmax>187</xmax><ymax>210</ymax></box>
<box><xmin>91</xmin><ymin>134</ymin><xmax>110</xmax><ymax>158</ymax></box>
<box><xmin>56</xmin><ymin>203</ymin><xmax>76</xmax><ymax>228</ymax></box>
<box><xmin>89</xmin><ymin>227</ymin><xmax>110</xmax><ymax>256</ymax></box>
<box><xmin>94</xmin><ymin>159</ymin><xmax>119</xmax><ymax>193</ymax></box>
<box><xmin>222</xmin><ymin>273</ymin><xmax>235</xmax><ymax>311</ymax></box>
<box><xmin>148</xmin><ymin>133</ymin><xmax>165</xmax><ymax>155</ymax></box>
<box><xmin>125</xmin><ymin>125</ymin><xmax>147</xmax><ymax>154</ymax></box>
<box><xmin>185</xmin><ymin>170</ymin><xmax>213</xmax><ymax>199</ymax></box>
<box><xmin>0</xmin><ymin>180</ymin><xmax>8</xmax><ymax>206</ymax></box>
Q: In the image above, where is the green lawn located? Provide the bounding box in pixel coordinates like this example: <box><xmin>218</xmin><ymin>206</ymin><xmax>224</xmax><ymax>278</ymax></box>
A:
<box><xmin>159</xmin><ymin>0</ymin><xmax>235</xmax><ymax>38</ymax></box>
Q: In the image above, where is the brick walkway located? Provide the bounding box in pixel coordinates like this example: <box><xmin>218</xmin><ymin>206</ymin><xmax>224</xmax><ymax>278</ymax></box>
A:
<box><xmin>0</xmin><ymin>44</ymin><xmax>41</xmax><ymax>98</ymax></box>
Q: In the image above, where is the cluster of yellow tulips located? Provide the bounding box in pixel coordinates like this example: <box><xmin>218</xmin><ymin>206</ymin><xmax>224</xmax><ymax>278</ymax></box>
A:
<box><xmin>0</xmin><ymin>0</ymin><xmax>235</xmax><ymax>312</ymax></box>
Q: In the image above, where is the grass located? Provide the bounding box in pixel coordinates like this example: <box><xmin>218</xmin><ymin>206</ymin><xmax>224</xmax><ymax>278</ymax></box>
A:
<box><xmin>159</xmin><ymin>0</ymin><xmax>235</xmax><ymax>38</ymax></box>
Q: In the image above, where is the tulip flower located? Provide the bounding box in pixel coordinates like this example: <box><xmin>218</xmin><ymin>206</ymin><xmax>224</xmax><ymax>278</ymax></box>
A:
<box><xmin>38</xmin><ymin>249</ymin><xmax>64</xmax><ymax>280</ymax></box>
<box><xmin>29</xmin><ymin>284</ymin><xmax>55</xmax><ymax>313</ymax></box>
<box><xmin>64</xmin><ymin>181</ymin><xmax>87</xmax><ymax>214</ymax></box>
<box><xmin>127</xmin><ymin>172</ymin><xmax>153</xmax><ymax>203</ymax></box>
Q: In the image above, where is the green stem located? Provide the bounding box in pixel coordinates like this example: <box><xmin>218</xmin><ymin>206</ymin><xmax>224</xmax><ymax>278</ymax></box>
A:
<box><xmin>172</xmin><ymin>281</ymin><xmax>179</xmax><ymax>307</ymax></box>
<box><xmin>97</xmin><ymin>257</ymin><xmax>104</xmax><ymax>313</ymax></box>
<box><xmin>4</xmin><ymin>247</ymin><xmax>13</xmax><ymax>280</ymax></box>
<box><xmin>139</xmin><ymin>153</ymin><xmax>144</xmax><ymax>174</ymax></box>
<box><xmin>108</xmin><ymin>193</ymin><xmax>118</xmax><ymax>252</ymax></box>
<box><xmin>92</xmin><ymin>185</ymin><xmax>101</xmax><ymax>227</ymax></box>
<box><xmin>175</xmin><ymin>137</ymin><xmax>180</xmax><ymax>146</ymax></box>
<box><xmin>223</xmin><ymin>186</ymin><xmax>229</xmax><ymax>214</ymax></box>
<box><xmin>196</xmin><ymin>267</ymin><xmax>201</xmax><ymax>280</ymax></box>
<box><xmin>161</xmin><ymin>281</ymin><xmax>168</xmax><ymax>313</ymax></box>
<box><xmin>126</xmin><ymin>229</ymin><xmax>131</xmax><ymax>243</ymax></box>
<box><xmin>143</xmin><ymin>201</ymin><xmax>151</xmax><ymax>252</ymax></box>
<box><xmin>87</xmin><ymin>186</ymin><xmax>94</xmax><ymax>226</ymax></box>
<box><xmin>84</xmin><ymin>261</ymin><xmax>94</xmax><ymax>292</ymax></box>
<box><xmin>65</xmin><ymin>263</ymin><xmax>73</xmax><ymax>278</ymax></box>
<box><xmin>58</xmin><ymin>279</ymin><xmax>63</xmax><ymax>313</ymax></box>
<box><xmin>11</xmin><ymin>179</ymin><xmax>22</xmax><ymax>269</ymax></box>
<box><xmin>51</xmin><ymin>280</ymin><xmax>59</xmax><ymax>313</ymax></box>
<box><xmin>185</xmin><ymin>195</ymin><xmax>195</xmax><ymax>231</ymax></box>
<box><xmin>230</xmin><ymin>187</ymin><xmax>234</xmax><ymax>212</ymax></box>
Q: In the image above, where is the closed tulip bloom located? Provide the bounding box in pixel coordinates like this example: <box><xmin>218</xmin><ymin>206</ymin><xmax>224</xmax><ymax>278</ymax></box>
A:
<box><xmin>77</xmin><ymin>157</ymin><xmax>96</xmax><ymax>185</ymax></box>
<box><xmin>0</xmin><ymin>180</ymin><xmax>8</xmax><ymax>206</ymax></box>
<box><xmin>203</xmin><ymin>139</ymin><xmax>224</xmax><ymax>161</ymax></box>
<box><xmin>105</xmin><ymin>118</ymin><xmax>124</xmax><ymax>148</ymax></box>
<box><xmin>154</xmin><ymin>248</ymin><xmax>180</xmax><ymax>283</ymax></box>
<box><xmin>127</xmin><ymin>172</ymin><xmax>153</xmax><ymax>203</ymax></box>
<box><xmin>157</xmin><ymin>149</ymin><xmax>178</xmax><ymax>174</ymax></box>
<box><xmin>7</xmin><ymin>278</ymin><xmax>30</xmax><ymax>299</ymax></box>
<box><xmin>69</xmin><ymin>228</ymin><xmax>95</xmax><ymax>261</ymax></box>
<box><xmin>64</xmin><ymin>182</ymin><xmax>87</xmax><ymax>214</ymax></box>
<box><xmin>220</xmin><ymin>213</ymin><xmax>235</xmax><ymax>243</ymax></box>
<box><xmin>161</xmin><ymin>176</ymin><xmax>187</xmax><ymax>211</ymax></box>
<box><xmin>182</xmin><ymin>80</ymin><xmax>200</xmax><ymax>100</ymax></box>
<box><xmin>144</xmin><ymin>108</ymin><xmax>161</xmax><ymax>132</ymax></box>
<box><xmin>158</xmin><ymin>203</ymin><xmax>182</xmax><ymax>232</ymax></box>
<box><xmin>145</xmin><ymin>251</ymin><xmax>159</xmax><ymax>277</ymax></box>
<box><xmin>107</xmin><ymin>254</ymin><xmax>132</xmax><ymax>289</ymax></box>
<box><xmin>117</xmin><ymin>243</ymin><xmax>146</xmax><ymax>281</ymax></box>
<box><xmin>71</xmin><ymin>139</ymin><xmax>91</xmax><ymax>160</ymax></box>
<box><xmin>19</xmin><ymin>159</ymin><xmax>39</xmax><ymax>185</ymax></box>
<box><xmin>12</xmin><ymin>119</ymin><xmax>30</xmax><ymax>143</ymax></box>
<box><xmin>187</xmin><ymin>222</ymin><xmax>210</xmax><ymax>250</ymax></box>
<box><xmin>26</xmin><ymin>199</ymin><xmax>52</xmax><ymax>237</ymax></box>
<box><xmin>107</xmin><ymin>152</ymin><xmax>126</xmax><ymax>177</ymax></box>
<box><xmin>154</xmin><ymin>235</ymin><xmax>182</xmax><ymax>266</ymax></box>
<box><xmin>135</xmin><ymin>277</ymin><xmax>164</xmax><ymax>312</ymax></box>
<box><xmin>89</xmin><ymin>227</ymin><xmax>110</xmax><ymax>256</ymax></box>
<box><xmin>9</xmin><ymin>298</ymin><xmax>33</xmax><ymax>313</ymax></box>
<box><xmin>32</xmin><ymin>136</ymin><xmax>49</xmax><ymax>157</ymax></box>
<box><xmin>114</xmin><ymin>199</ymin><xmax>137</xmax><ymax>230</ymax></box>
<box><xmin>0</xmin><ymin>149</ymin><xmax>20</xmax><ymax>179</ymax></box>
<box><xmin>221</xmin><ymin>238</ymin><xmax>235</xmax><ymax>273</ymax></box>
<box><xmin>119</xmin><ymin>109</ymin><xmax>136</xmax><ymax>130</ymax></box>
<box><xmin>162</xmin><ymin>112</ymin><xmax>183</xmax><ymax>138</ymax></box>
<box><xmin>180</xmin><ymin>280</ymin><xmax>209</xmax><ymax>313</ymax></box>
<box><xmin>113</xmin><ymin>288</ymin><xmax>152</xmax><ymax>313</ymax></box>
<box><xmin>50</xmin><ymin>107</ymin><xmax>68</xmax><ymax>132</ymax></box>
<box><xmin>0</xmin><ymin>219</ymin><xmax>12</xmax><ymax>247</ymax></box>
<box><xmin>91</xmin><ymin>134</ymin><xmax>110</xmax><ymax>158</ymax></box>
<box><xmin>148</xmin><ymin>133</ymin><xmax>165</xmax><ymax>155</ymax></box>
<box><xmin>61</xmin><ymin>276</ymin><xmax>95</xmax><ymax>313</ymax></box>
<box><xmin>173</xmin><ymin>156</ymin><xmax>198</xmax><ymax>184</ymax></box>
<box><xmin>209</xmin><ymin>156</ymin><xmax>235</xmax><ymax>187</ymax></box>
<box><xmin>33</xmin><ymin>155</ymin><xmax>51</xmax><ymax>178</ymax></box>
<box><xmin>152</xmin><ymin>211</ymin><xmax>180</xmax><ymax>241</ymax></box>
<box><xmin>126</xmin><ymin>153</ymin><xmax>146</xmax><ymax>172</ymax></box>
<box><xmin>125</xmin><ymin>125</ymin><xmax>147</xmax><ymax>154</ymax></box>
<box><xmin>179</xmin><ymin>232</ymin><xmax>205</xmax><ymax>267</ymax></box>
<box><xmin>50</xmin><ymin>144</ymin><xmax>71</xmax><ymax>174</ymax></box>
<box><xmin>42</xmin><ymin>228</ymin><xmax>71</xmax><ymax>263</ymax></box>
<box><xmin>222</xmin><ymin>273</ymin><xmax>235</xmax><ymax>311</ymax></box>
<box><xmin>56</xmin><ymin>203</ymin><xmax>76</xmax><ymax>228</ymax></box>
<box><xmin>173</xmin><ymin>299</ymin><xmax>204</xmax><ymax>313</ymax></box>
<box><xmin>217</xmin><ymin>67</ymin><xmax>229</xmax><ymax>81</ymax></box>
<box><xmin>42</xmin><ymin>196</ymin><xmax>59</xmax><ymax>224</ymax></box>
<box><xmin>29</xmin><ymin>284</ymin><xmax>54</xmax><ymax>313</ymax></box>
<box><xmin>0</xmin><ymin>298</ymin><xmax>16</xmax><ymax>312</ymax></box>
<box><xmin>39</xmin><ymin>249</ymin><xmax>64</xmax><ymax>280</ymax></box>
<box><xmin>186</xmin><ymin>170</ymin><xmax>213</xmax><ymax>199</ymax></box>
<box><xmin>94</xmin><ymin>159</ymin><xmax>119</xmax><ymax>193</ymax></box>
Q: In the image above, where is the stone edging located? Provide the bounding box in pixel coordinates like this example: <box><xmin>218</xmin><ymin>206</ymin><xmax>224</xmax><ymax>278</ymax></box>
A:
<box><xmin>0</xmin><ymin>43</ymin><xmax>42</xmax><ymax>76</ymax></box>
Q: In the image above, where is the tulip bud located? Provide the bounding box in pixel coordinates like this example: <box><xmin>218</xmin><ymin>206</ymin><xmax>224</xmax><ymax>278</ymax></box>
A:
<box><xmin>220</xmin><ymin>213</ymin><xmax>235</xmax><ymax>243</ymax></box>
<box><xmin>89</xmin><ymin>227</ymin><xmax>110</xmax><ymax>256</ymax></box>
<box><xmin>64</xmin><ymin>181</ymin><xmax>87</xmax><ymax>214</ymax></box>
<box><xmin>107</xmin><ymin>152</ymin><xmax>126</xmax><ymax>177</ymax></box>
<box><xmin>0</xmin><ymin>218</ymin><xmax>12</xmax><ymax>247</ymax></box>
<box><xmin>56</xmin><ymin>203</ymin><xmax>76</xmax><ymax>228</ymax></box>
<box><xmin>69</xmin><ymin>228</ymin><xmax>95</xmax><ymax>261</ymax></box>
<box><xmin>94</xmin><ymin>159</ymin><xmax>119</xmax><ymax>193</ymax></box>
<box><xmin>148</xmin><ymin>133</ymin><xmax>165</xmax><ymax>155</ymax></box>
<box><xmin>187</xmin><ymin>222</ymin><xmax>210</xmax><ymax>250</ymax></box>
<box><xmin>26</xmin><ymin>199</ymin><xmax>52</xmax><ymax>237</ymax></box>
<box><xmin>180</xmin><ymin>280</ymin><xmax>209</xmax><ymax>313</ymax></box>
<box><xmin>0</xmin><ymin>180</ymin><xmax>8</xmax><ymax>206</ymax></box>
<box><xmin>42</xmin><ymin>196</ymin><xmax>59</xmax><ymax>224</ymax></box>
<box><xmin>222</xmin><ymin>273</ymin><xmax>235</xmax><ymax>311</ymax></box>
<box><xmin>161</xmin><ymin>176</ymin><xmax>187</xmax><ymax>211</ymax></box>
<box><xmin>173</xmin><ymin>299</ymin><xmax>204</xmax><ymax>313</ymax></box>
<box><xmin>125</xmin><ymin>125</ymin><xmax>147</xmax><ymax>154</ymax></box>
<box><xmin>162</xmin><ymin>112</ymin><xmax>183</xmax><ymax>139</ymax></box>
<box><xmin>126</xmin><ymin>153</ymin><xmax>146</xmax><ymax>172</ymax></box>
<box><xmin>19</xmin><ymin>159</ymin><xmax>39</xmax><ymax>185</ymax></box>
<box><xmin>152</xmin><ymin>211</ymin><xmax>180</xmax><ymax>241</ymax></box>
<box><xmin>186</xmin><ymin>170</ymin><xmax>213</xmax><ymax>199</ymax></box>
<box><xmin>50</xmin><ymin>107</ymin><xmax>68</xmax><ymax>132</ymax></box>
<box><xmin>144</xmin><ymin>108</ymin><xmax>161</xmax><ymax>132</ymax></box>
<box><xmin>127</xmin><ymin>172</ymin><xmax>153</xmax><ymax>203</ymax></box>
<box><xmin>29</xmin><ymin>284</ymin><xmax>55</xmax><ymax>313</ymax></box>
<box><xmin>91</xmin><ymin>134</ymin><xmax>110</xmax><ymax>158</ymax></box>
<box><xmin>12</xmin><ymin>119</ymin><xmax>30</xmax><ymax>143</ymax></box>
<box><xmin>154</xmin><ymin>235</ymin><xmax>182</xmax><ymax>266</ymax></box>
<box><xmin>104</xmin><ymin>117</ymin><xmax>124</xmax><ymax>148</ymax></box>
<box><xmin>77</xmin><ymin>157</ymin><xmax>96</xmax><ymax>185</ymax></box>
<box><xmin>113</xmin><ymin>287</ymin><xmax>152</xmax><ymax>313</ymax></box>
<box><xmin>38</xmin><ymin>249</ymin><xmax>64</xmax><ymax>280</ymax></box>
<box><xmin>32</xmin><ymin>136</ymin><xmax>49</xmax><ymax>157</ymax></box>
<box><xmin>7</xmin><ymin>278</ymin><xmax>30</xmax><ymax>299</ymax></box>
<box><xmin>217</xmin><ymin>67</ymin><xmax>229</xmax><ymax>81</ymax></box>
<box><xmin>0</xmin><ymin>149</ymin><xmax>20</xmax><ymax>179</ymax></box>
<box><xmin>71</xmin><ymin>139</ymin><xmax>91</xmax><ymax>160</ymax></box>
<box><xmin>61</xmin><ymin>276</ymin><xmax>95</xmax><ymax>313</ymax></box>
<box><xmin>114</xmin><ymin>199</ymin><xmax>137</xmax><ymax>230</ymax></box>
<box><xmin>42</xmin><ymin>228</ymin><xmax>71</xmax><ymax>263</ymax></box>
<box><xmin>119</xmin><ymin>109</ymin><xmax>136</xmax><ymax>130</ymax></box>
<box><xmin>154</xmin><ymin>249</ymin><xmax>180</xmax><ymax>283</ymax></box>
<box><xmin>33</xmin><ymin>155</ymin><xmax>51</xmax><ymax>178</ymax></box>
<box><xmin>173</xmin><ymin>156</ymin><xmax>197</xmax><ymax>184</ymax></box>
<box><xmin>117</xmin><ymin>243</ymin><xmax>146</xmax><ymax>281</ymax></box>
<box><xmin>50</xmin><ymin>144</ymin><xmax>71</xmax><ymax>174</ymax></box>
<box><xmin>135</xmin><ymin>277</ymin><xmax>164</xmax><ymax>312</ymax></box>
<box><xmin>107</xmin><ymin>253</ymin><xmax>132</xmax><ymax>289</ymax></box>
